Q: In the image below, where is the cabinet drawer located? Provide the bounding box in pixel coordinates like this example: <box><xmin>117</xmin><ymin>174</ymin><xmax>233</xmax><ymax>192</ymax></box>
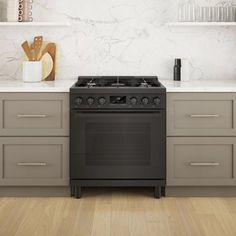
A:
<box><xmin>167</xmin><ymin>137</ymin><xmax>236</xmax><ymax>186</ymax></box>
<box><xmin>167</xmin><ymin>93</ymin><xmax>236</xmax><ymax>136</ymax></box>
<box><xmin>0</xmin><ymin>137</ymin><xmax>69</xmax><ymax>186</ymax></box>
<box><xmin>0</xmin><ymin>93</ymin><xmax>69</xmax><ymax>136</ymax></box>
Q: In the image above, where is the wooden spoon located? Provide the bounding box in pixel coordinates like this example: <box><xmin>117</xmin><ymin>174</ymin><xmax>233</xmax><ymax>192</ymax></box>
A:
<box><xmin>30</xmin><ymin>36</ymin><xmax>43</xmax><ymax>61</ymax></box>
<box><xmin>33</xmin><ymin>36</ymin><xmax>43</xmax><ymax>61</ymax></box>
<box><xmin>21</xmin><ymin>41</ymin><xmax>33</xmax><ymax>61</ymax></box>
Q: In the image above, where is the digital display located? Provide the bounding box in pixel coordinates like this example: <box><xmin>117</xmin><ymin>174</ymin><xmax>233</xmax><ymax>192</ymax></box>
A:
<box><xmin>110</xmin><ymin>96</ymin><xmax>126</xmax><ymax>105</ymax></box>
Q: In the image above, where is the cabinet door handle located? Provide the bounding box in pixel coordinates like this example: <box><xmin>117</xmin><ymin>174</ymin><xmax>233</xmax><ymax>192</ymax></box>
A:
<box><xmin>17</xmin><ymin>114</ymin><xmax>48</xmax><ymax>118</ymax></box>
<box><xmin>17</xmin><ymin>162</ymin><xmax>47</xmax><ymax>166</ymax></box>
<box><xmin>189</xmin><ymin>162</ymin><xmax>220</xmax><ymax>166</ymax></box>
<box><xmin>189</xmin><ymin>114</ymin><xmax>220</xmax><ymax>118</ymax></box>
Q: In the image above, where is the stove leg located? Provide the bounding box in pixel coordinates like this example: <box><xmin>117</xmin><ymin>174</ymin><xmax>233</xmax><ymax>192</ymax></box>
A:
<box><xmin>75</xmin><ymin>186</ymin><xmax>82</xmax><ymax>199</ymax></box>
<box><xmin>154</xmin><ymin>186</ymin><xmax>161</xmax><ymax>199</ymax></box>
<box><xmin>71</xmin><ymin>185</ymin><xmax>75</xmax><ymax>197</ymax></box>
<box><xmin>161</xmin><ymin>186</ymin><xmax>166</xmax><ymax>197</ymax></box>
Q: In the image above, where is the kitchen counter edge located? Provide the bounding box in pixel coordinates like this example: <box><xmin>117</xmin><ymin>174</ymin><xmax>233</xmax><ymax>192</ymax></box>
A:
<box><xmin>161</xmin><ymin>79</ymin><xmax>236</xmax><ymax>93</ymax></box>
<box><xmin>0</xmin><ymin>79</ymin><xmax>77</xmax><ymax>93</ymax></box>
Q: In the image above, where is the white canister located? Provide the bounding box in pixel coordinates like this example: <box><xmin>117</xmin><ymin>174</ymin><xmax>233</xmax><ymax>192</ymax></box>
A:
<box><xmin>23</xmin><ymin>61</ymin><xmax>42</xmax><ymax>83</ymax></box>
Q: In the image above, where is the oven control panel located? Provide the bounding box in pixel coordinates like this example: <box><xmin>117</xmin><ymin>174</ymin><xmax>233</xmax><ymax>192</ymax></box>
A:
<box><xmin>71</xmin><ymin>94</ymin><xmax>165</xmax><ymax>109</ymax></box>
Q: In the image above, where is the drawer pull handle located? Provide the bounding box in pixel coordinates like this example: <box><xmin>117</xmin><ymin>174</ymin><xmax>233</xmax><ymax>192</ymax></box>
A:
<box><xmin>17</xmin><ymin>162</ymin><xmax>47</xmax><ymax>166</ymax></box>
<box><xmin>190</xmin><ymin>162</ymin><xmax>220</xmax><ymax>166</ymax></box>
<box><xmin>17</xmin><ymin>114</ymin><xmax>47</xmax><ymax>118</ymax></box>
<box><xmin>189</xmin><ymin>114</ymin><xmax>220</xmax><ymax>118</ymax></box>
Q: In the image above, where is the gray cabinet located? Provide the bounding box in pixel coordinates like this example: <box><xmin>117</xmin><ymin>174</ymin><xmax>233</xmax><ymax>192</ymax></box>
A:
<box><xmin>0</xmin><ymin>137</ymin><xmax>69</xmax><ymax>186</ymax></box>
<box><xmin>0</xmin><ymin>93</ymin><xmax>69</xmax><ymax>187</ymax></box>
<box><xmin>167</xmin><ymin>93</ymin><xmax>236</xmax><ymax>136</ymax></box>
<box><xmin>0</xmin><ymin>93</ymin><xmax>69</xmax><ymax>136</ymax></box>
<box><xmin>167</xmin><ymin>137</ymin><xmax>236</xmax><ymax>186</ymax></box>
<box><xmin>167</xmin><ymin>93</ymin><xmax>236</xmax><ymax>187</ymax></box>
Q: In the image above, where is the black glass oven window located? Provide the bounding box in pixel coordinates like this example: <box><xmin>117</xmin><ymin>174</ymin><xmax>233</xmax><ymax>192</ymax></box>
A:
<box><xmin>85</xmin><ymin>122</ymin><xmax>151</xmax><ymax>166</ymax></box>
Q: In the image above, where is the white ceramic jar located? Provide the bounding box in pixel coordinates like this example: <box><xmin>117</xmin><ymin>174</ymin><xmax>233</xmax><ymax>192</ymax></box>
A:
<box><xmin>23</xmin><ymin>61</ymin><xmax>42</xmax><ymax>83</ymax></box>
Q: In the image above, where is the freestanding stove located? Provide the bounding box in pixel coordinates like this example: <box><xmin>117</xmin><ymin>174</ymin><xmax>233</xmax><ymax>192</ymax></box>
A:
<box><xmin>70</xmin><ymin>76</ymin><xmax>166</xmax><ymax>198</ymax></box>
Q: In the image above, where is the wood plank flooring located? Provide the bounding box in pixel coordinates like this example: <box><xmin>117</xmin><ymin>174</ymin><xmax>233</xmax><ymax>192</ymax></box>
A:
<box><xmin>0</xmin><ymin>188</ymin><xmax>236</xmax><ymax>236</ymax></box>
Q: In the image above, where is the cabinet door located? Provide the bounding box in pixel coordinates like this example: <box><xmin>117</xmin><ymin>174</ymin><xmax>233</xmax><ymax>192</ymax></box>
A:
<box><xmin>167</xmin><ymin>137</ymin><xmax>236</xmax><ymax>186</ymax></box>
<box><xmin>0</xmin><ymin>93</ymin><xmax>69</xmax><ymax>136</ymax></box>
<box><xmin>0</xmin><ymin>137</ymin><xmax>69</xmax><ymax>186</ymax></box>
<box><xmin>167</xmin><ymin>93</ymin><xmax>236</xmax><ymax>136</ymax></box>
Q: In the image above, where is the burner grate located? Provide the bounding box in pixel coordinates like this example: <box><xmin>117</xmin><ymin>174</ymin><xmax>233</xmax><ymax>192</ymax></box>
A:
<box><xmin>75</xmin><ymin>76</ymin><xmax>161</xmax><ymax>88</ymax></box>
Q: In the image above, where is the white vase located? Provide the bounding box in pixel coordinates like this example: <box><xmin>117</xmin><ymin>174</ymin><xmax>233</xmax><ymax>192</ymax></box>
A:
<box><xmin>23</xmin><ymin>61</ymin><xmax>42</xmax><ymax>83</ymax></box>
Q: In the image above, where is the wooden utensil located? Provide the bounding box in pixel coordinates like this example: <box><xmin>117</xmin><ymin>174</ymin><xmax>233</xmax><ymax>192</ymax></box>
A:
<box><xmin>33</xmin><ymin>36</ymin><xmax>43</xmax><ymax>61</ymax></box>
<box><xmin>30</xmin><ymin>36</ymin><xmax>43</xmax><ymax>61</ymax></box>
<box><xmin>21</xmin><ymin>41</ymin><xmax>33</xmax><ymax>61</ymax></box>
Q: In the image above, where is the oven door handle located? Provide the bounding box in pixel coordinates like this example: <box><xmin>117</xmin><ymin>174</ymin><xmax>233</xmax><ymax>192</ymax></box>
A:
<box><xmin>71</xmin><ymin>110</ymin><xmax>164</xmax><ymax>114</ymax></box>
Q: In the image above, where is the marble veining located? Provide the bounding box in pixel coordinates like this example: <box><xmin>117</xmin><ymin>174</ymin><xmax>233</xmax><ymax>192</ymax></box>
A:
<box><xmin>0</xmin><ymin>0</ymin><xmax>236</xmax><ymax>82</ymax></box>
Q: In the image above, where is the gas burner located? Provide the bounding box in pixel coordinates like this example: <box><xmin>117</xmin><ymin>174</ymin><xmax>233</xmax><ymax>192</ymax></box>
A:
<box><xmin>75</xmin><ymin>76</ymin><xmax>163</xmax><ymax>88</ymax></box>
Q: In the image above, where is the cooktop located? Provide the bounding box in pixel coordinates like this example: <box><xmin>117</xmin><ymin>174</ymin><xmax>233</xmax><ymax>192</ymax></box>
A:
<box><xmin>73</xmin><ymin>76</ymin><xmax>164</xmax><ymax>89</ymax></box>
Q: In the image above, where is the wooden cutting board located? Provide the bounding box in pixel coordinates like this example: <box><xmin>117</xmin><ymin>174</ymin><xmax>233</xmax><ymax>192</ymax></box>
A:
<box><xmin>44</xmin><ymin>43</ymin><xmax>56</xmax><ymax>81</ymax></box>
<box><xmin>38</xmin><ymin>42</ymin><xmax>57</xmax><ymax>81</ymax></box>
<box><xmin>41</xmin><ymin>52</ymin><xmax>53</xmax><ymax>80</ymax></box>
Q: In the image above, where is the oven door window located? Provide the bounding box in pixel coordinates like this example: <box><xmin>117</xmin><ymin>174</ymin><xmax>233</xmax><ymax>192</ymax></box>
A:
<box><xmin>86</xmin><ymin>122</ymin><xmax>150</xmax><ymax>166</ymax></box>
<box><xmin>71</xmin><ymin>112</ymin><xmax>165</xmax><ymax>179</ymax></box>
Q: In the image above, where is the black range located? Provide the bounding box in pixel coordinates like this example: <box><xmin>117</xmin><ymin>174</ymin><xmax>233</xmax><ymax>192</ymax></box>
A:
<box><xmin>70</xmin><ymin>76</ymin><xmax>166</xmax><ymax>198</ymax></box>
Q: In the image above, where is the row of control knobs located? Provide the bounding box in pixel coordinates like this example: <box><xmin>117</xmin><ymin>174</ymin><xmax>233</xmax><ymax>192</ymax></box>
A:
<box><xmin>75</xmin><ymin>97</ymin><xmax>161</xmax><ymax>106</ymax></box>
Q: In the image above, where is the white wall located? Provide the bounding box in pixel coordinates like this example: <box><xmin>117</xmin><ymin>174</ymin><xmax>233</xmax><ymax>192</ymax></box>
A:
<box><xmin>0</xmin><ymin>0</ymin><xmax>236</xmax><ymax>81</ymax></box>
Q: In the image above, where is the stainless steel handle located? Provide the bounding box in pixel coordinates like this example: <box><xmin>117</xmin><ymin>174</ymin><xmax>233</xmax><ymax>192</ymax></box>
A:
<box><xmin>190</xmin><ymin>162</ymin><xmax>220</xmax><ymax>166</ymax></box>
<box><xmin>189</xmin><ymin>114</ymin><xmax>220</xmax><ymax>118</ymax></box>
<box><xmin>17</xmin><ymin>114</ymin><xmax>47</xmax><ymax>118</ymax></box>
<box><xmin>17</xmin><ymin>162</ymin><xmax>47</xmax><ymax>166</ymax></box>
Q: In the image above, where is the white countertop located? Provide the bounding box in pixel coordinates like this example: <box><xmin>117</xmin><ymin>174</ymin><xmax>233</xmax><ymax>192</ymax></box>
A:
<box><xmin>0</xmin><ymin>79</ymin><xmax>77</xmax><ymax>92</ymax></box>
<box><xmin>161</xmin><ymin>79</ymin><xmax>236</xmax><ymax>93</ymax></box>
<box><xmin>0</xmin><ymin>78</ymin><xmax>236</xmax><ymax>93</ymax></box>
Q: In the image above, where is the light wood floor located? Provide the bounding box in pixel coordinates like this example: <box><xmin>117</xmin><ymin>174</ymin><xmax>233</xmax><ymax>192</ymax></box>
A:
<box><xmin>0</xmin><ymin>188</ymin><xmax>236</xmax><ymax>236</ymax></box>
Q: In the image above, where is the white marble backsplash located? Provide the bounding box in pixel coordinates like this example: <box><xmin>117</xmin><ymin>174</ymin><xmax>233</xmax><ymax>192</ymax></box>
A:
<box><xmin>0</xmin><ymin>0</ymin><xmax>236</xmax><ymax>81</ymax></box>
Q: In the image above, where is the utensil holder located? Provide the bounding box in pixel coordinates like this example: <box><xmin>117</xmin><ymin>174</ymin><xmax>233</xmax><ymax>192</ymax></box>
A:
<box><xmin>23</xmin><ymin>61</ymin><xmax>42</xmax><ymax>83</ymax></box>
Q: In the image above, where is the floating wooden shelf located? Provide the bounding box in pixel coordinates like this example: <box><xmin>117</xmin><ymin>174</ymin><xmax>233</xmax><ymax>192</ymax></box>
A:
<box><xmin>0</xmin><ymin>22</ymin><xmax>70</xmax><ymax>26</ymax></box>
<box><xmin>167</xmin><ymin>22</ymin><xmax>236</xmax><ymax>26</ymax></box>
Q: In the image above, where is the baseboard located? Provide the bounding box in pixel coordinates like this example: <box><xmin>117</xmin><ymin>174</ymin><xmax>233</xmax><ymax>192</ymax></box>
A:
<box><xmin>0</xmin><ymin>187</ymin><xmax>70</xmax><ymax>197</ymax></box>
<box><xmin>166</xmin><ymin>186</ymin><xmax>236</xmax><ymax>197</ymax></box>
<box><xmin>2</xmin><ymin>186</ymin><xmax>235</xmax><ymax>198</ymax></box>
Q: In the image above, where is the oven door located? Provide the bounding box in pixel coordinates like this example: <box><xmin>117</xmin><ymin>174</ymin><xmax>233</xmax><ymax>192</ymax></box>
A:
<box><xmin>70</xmin><ymin>110</ymin><xmax>166</xmax><ymax>180</ymax></box>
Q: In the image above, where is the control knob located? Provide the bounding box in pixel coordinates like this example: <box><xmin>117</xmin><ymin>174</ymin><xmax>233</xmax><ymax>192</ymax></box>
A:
<box><xmin>87</xmin><ymin>97</ymin><xmax>95</xmax><ymax>106</ymax></box>
<box><xmin>98</xmin><ymin>97</ymin><xmax>106</xmax><ymax>106</ymax></box>
<box><xmin>75</xmin><ymin>97</ymin><xmax>83</xmax><ymax>105</ymax></box>
<box><xmin>130</xmin><ymin>97</ymin><xmax>138</xmax><ymax>106</ymax></box>
<box><xmin>141</xmin><ymin>97</ymin><xmax>149</xmax><ymax>105</ymax></box>
<box><xmin>153</xmin><ymin>97</ymin><xmax>161</xmax><ymax>106</ymax></box>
